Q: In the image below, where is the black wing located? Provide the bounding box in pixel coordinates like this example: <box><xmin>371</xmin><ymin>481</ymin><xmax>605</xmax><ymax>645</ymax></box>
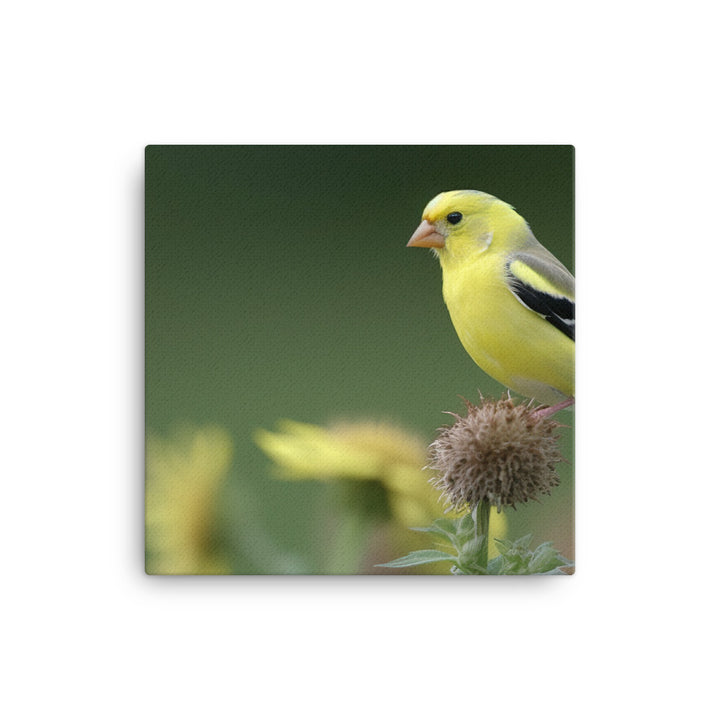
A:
<box><xmin>506</xmin><ymin>256</ymin><xmax>575</xmax><ymax>341</ymax></box>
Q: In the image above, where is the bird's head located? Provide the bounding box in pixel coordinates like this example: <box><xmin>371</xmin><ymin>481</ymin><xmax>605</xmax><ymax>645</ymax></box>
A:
<box><xmin>407</xmin><ymin>190</ymin><xmax>513</xmax><ymax>261</ymax></box>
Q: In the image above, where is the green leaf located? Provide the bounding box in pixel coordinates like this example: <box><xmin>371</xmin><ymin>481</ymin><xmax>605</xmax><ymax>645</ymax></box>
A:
<box><xmin>486</xmin><ymin>556</ymin><xmax>504</xmax><ymax>575</ymax></box>
<box><xmin>528</xmin><ymin>542</ymin><xmax>570</xmax><ymax>574</ymax></box>
<box><xmin>515</xmin><ymin>534</ymin><xmax>534</xmax><ymax>551</ymax></box>
<box><xmin>409</xmin><ymin>524</ymin><xmax>443</xmax><ymax>536</ymax></box>
<box><xmin>492</xmin><ymin>536</ymin><xmax>532</xmax><ymax>573</ymax></box>
<box><xmin>456</xmin><ymin>535</ymin><xmax>489</xmax><ymax>574</ymax></box>
<box><xmin>528</xmin><ymin>543</ymin><xmax>557</xmax><ymax>573</ymax></box>
<box><xmin>455</xmin><ymin>561</ymin><xmax>489</xmax><ymax>575</ymax></box>
<box><xmin>375</xmin><ymin>549</ymin><xmax>457</xmax><ymax>568</ymax></box>
<box><xmin>458</xmin><ymin>513</ymin><xmax>475</xmax><ymax>537</ymax></box>
<box><xmin>459</xmin><ymin>535</ymin><xmax>485</xmax><ymax>559</ymax></box>
<box><xmin>432</xmin><ymin>517</ymin><xmax>460</xmax><ymax>536</ymax></box>
<box><xmin>537</xmin><ymin>566</ymin><xmax>572</xmax><ymax>575</ymax></box>
<box><xmin>410</xmin><ymin>517</ymin><xmax>458</xmax><ymax>544</ymax></box>
<box><xmin>488</xmin><ymin>535</ymin><xmax>574</xmax><ymax>575</ymax></box>
<box><xmin>492</xmin><ymin>537</ymin><xmax>514</xmax><ymax>554</ymax></box>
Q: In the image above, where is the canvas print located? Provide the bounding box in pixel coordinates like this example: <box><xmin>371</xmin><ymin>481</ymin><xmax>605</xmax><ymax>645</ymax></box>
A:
<box><xmin>145</xmin><ymin>145</ymin><xmax>575</xmax><ymax>575</ymax></box>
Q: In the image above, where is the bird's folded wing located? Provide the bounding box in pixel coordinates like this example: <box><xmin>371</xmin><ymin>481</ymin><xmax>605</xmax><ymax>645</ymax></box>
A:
<box><xmin>506</xmin><ymin>252</ymin><xmax>575</xmax><ymax>341</ymax></box>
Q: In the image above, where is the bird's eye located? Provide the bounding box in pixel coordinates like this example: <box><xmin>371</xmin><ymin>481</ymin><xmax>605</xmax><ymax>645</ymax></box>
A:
<box><xmin>447</xmin><ymin>212</ymin><xmax>463</xmax><ymax>225</ymax></box>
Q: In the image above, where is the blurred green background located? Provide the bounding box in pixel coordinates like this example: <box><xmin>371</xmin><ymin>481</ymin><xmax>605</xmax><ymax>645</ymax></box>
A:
<box><xmin>145</xmin><ymin>145</ymin><xmax>574</xmax><ymax>574</ymax></box>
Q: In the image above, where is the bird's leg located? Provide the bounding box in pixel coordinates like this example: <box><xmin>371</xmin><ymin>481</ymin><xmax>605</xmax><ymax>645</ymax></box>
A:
<box><xmin>534</xmin><ymin>397</ymin><xmax>575</xmax><ymax>419</ymax></box>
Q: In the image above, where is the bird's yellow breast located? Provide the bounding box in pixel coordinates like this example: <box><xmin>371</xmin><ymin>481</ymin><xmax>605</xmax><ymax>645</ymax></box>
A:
<box><xmin>439</xmin><ymin>249</ymin><xmax>574</xmax><ymax>405</ymax></box>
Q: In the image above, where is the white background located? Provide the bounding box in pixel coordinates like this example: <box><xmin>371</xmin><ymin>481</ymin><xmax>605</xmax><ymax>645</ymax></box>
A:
<box><xmin>3</xmin><ymin>2</ymin><xmax>718</xmax><ymax>718</ymax></box>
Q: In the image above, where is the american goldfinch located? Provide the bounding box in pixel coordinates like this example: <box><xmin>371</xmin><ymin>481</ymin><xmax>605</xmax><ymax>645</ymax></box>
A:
<box><xmin>407</xmin><ymin>190</ymin><xmax>574</xmax><ymax>411</ymax></box>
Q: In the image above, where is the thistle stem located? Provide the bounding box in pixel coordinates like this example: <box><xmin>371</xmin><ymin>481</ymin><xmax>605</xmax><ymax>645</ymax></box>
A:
<box><xmin>478</xmin><ymin>499</ymin><xmax>491</xmax><ymax>570</ymax></box>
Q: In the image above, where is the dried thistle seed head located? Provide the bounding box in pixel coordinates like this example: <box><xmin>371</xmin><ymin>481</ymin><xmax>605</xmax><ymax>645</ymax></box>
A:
<box><xmin>428</xmin><ymin>396</ymin><xmax>563</xmax><ymax>512</ymax></box>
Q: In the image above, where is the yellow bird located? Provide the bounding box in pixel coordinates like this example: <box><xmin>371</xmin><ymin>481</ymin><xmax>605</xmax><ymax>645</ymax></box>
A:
<box><xmin>407</xmin><ymin>190</ymin><xmax>574</xmax><ymax>412</ymax></box>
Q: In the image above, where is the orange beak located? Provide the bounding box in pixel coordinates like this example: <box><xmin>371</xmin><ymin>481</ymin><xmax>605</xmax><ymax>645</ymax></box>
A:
<box><xmin>407</xmin><ymin>219</ymin><xmax>445</xmax><ymax>249</ymax></box>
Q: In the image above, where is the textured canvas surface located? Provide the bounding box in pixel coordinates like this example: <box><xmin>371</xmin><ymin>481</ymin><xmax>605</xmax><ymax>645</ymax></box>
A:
<box><xmin>145</xmin><ymin>145</ymin><xmax>574</xmax><ymax>575</ymax></box>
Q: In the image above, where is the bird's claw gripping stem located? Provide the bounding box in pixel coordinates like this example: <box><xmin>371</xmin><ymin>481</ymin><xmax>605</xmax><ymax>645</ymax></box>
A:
<box><xmin>533</xmin><ymin>397</ymin><xmax>575</xmax><ymax>419</ymax></box>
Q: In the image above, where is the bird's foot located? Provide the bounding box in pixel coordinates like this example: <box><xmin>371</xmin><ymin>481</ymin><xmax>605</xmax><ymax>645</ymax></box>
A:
<box><xmin>533</xmin><ymin>397</ymin><xmax>575</xmax><ymax>419</ymax></box>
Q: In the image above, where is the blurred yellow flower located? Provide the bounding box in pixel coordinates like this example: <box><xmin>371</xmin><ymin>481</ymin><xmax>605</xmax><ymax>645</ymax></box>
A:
<box><xmin>256</xmin><ymin>420</ymin><xmax>434</xmax><ymax>526</ymax></box>
<box><xmin>146</xmin><ymin>426</ymin><xmax>233</xmax><ymax>575</ymax></box>
<box><xmin>254</xmin><ymin>419</ymin><xmax>507</xmax><ymax>547</ymax></box>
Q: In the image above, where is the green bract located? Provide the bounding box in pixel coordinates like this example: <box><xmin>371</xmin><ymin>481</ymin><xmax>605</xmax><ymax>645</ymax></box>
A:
<box><xmin>377</xmin><ymin>511</ymin><xmax>572</xmax><ymax>575</ymax></box>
